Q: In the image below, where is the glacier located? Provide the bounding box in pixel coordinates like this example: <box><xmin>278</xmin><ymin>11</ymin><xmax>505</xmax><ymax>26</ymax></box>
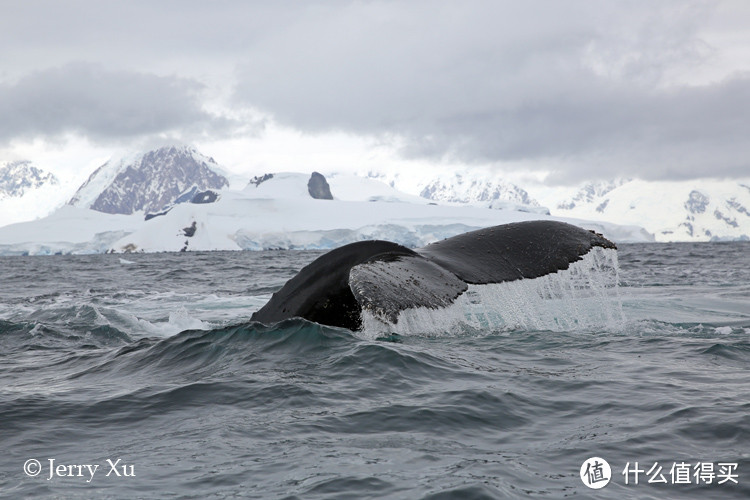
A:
<box><xmin>362</xmin><ymin>168</ymin><xmax>750</xmax><ymax>242</ymax></box>
<box><xmin>0</xmin><ymin>173</ymin><xmax>652</xmax><ymax>255</ymax></box>
<box><xmin>2</xmin><ymin>143</ymin><xmax>747</xmax><ymax>244</ymax></box>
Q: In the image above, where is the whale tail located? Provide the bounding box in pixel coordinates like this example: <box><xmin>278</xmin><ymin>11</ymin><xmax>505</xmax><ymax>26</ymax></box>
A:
<box><xmin>251</xmin><ymin>220</ymin><xmax>616</xmax><ymax>330</ymax></box>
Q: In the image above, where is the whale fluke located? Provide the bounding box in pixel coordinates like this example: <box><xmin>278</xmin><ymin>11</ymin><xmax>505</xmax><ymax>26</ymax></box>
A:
<box><xmin>251</xmin><ymin>221</ymin><xmax>616</xmax><ymax>330</ymax></box>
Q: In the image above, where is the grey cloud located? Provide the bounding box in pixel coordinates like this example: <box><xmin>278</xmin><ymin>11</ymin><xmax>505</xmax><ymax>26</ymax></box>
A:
<box><xmin>397</xmin><ymin>76</ymin><xmax>750</xmax><ymax>183</ymax></box>
<box><xmin>232</xmin><ymin>0</ymin><xmax>750</xmax><ymax>182</ymax></box>
<box><xmin>0</xmin><ymin>63</ymin><xmax>234</xmax><ymax>143</ymax></box>
<box><xmin>2</xmin><ymin>0</ymin><xmax>749</xmax><ymax>183</ymax></box>
<box><xmin>0</xmin><ymin>1</ymin><xmax>313</xmax><ymax>75</ymax></box>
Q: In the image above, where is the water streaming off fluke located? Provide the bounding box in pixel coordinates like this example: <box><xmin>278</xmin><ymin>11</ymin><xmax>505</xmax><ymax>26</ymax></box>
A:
<box><xmin>361</xmin><ymin>248</ymin><xmax>624</xmax><ymax>337</ymax></box>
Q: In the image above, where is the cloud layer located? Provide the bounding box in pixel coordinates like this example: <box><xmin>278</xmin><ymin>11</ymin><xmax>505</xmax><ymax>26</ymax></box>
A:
<box><xmin>2</xmin><ymin>0</ymin><xmax>749</xmax><ymax>183</ymax></box>
<box><xmin>232</xmin><ymin>0</ymin><xmax>750</xmax><ymax>182</ymax></box>
<box><xmin>0</xmin><ymin>63</ymin><xmax>232</xmax><ymax>143</ymax></box>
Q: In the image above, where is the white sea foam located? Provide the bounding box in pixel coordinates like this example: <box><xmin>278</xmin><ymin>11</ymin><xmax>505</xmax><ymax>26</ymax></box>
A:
<box><xmin>359</xmin><ymin>247</ymin><xmax>624</xmax><ymax>338</ymax></box>
<box><xmin>82</xmin><ymin>291</ymin><xmax>263</xmax><ymax>339</ymax></box>
<box><xmin>121</xmin><ymin>306</ymin><xmax>215</xmax><ymax>337</ymax></box>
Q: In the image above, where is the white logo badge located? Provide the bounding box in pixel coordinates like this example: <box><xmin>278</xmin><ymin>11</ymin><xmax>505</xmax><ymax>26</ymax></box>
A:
<box><xmin>580</xmin><ymin>457</ymin><xmax>611</xmax><ymax>489</ymax></box>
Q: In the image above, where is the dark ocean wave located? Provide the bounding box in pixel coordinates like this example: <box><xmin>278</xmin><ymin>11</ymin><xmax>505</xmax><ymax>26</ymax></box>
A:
<box><xmin>1</xmin><ymin>318</ymin><xmax>748</xmax><ymax>499</ymax></box>
<box><xmin>2</xmin><ymin>246</ymin><xmax>749</xmax><ymax>499</ymax></box>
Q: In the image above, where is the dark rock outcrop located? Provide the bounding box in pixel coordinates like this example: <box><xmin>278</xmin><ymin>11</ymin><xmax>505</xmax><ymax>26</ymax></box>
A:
<box><xmin>308</xmin><ymin>172</ymin><xmax>333</xmax><ymax>200</ymax></box>
<box><xmin>191</xmin><ymin>190</ymin><xmax>219</xmax><ymax>204</ymax></box>
<box><xmin>248</xmin><ymin>173</ymin><xmax>274</xmax><ymax>187</ymax></box>
<box><xmin>684</xmin><ymin>190</ymin><xmax>709</xmax><ymax>214</ymax></box>
<box><xmin>183</xmin><ymin>221</ymin><xmax>197</xmax><ymax>237</ymax></box>
<box><xmin>144</xmin><ymin>208</ymin><xmax>172</xmax><ymax>221</ymax></box>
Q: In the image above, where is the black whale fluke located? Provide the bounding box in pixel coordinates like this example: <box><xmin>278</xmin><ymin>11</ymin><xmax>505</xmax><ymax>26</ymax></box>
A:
<box><xmin>251</xmin><ymin>221</ymin><xmax>617</xmax><ymax>330</ymax></box>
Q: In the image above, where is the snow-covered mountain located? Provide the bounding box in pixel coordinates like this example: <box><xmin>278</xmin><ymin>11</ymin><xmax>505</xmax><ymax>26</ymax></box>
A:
<box><xmin>543</xmin><ymin>179</ymin><xmax>750</xmax><ymax>242</ymax></box>
<box><xmin>0</xmin><ymin>160</ymin><xmax>59</xmax><ymax>199</ymax></box>
<box><xmin>359</xmin><ymin>168</ymin><xmax>750</xmax><ymax>241</ymax></box>
<box><xmin>0</xmin><ymin>161</ymin><xmax>69</xmax><ymax>226</ymax></box>
<box><xmin>365</xmin><ymin>170</ymin><xmax>549</xmax><ymax>215</ymax></box>
<box><xmin>246</xmin><ymin>171</ymin><xmax>431</xmax><ymax>205</ymax></box>
<box><xmin>555</xmin><ymin>179</ymin><xmax>631</xmax><ymax>212</ymax></box>
<box><xmin>0</xmin><ymin>172</ymin><xmax>651</xmax><ymax>255</ymax></box>
<box><xmin>3</xmin><ymin>142</ymin><xmax>744</xmax><ymax>245</ymax></box>
<box><xmin>419</xmin><ymin>174</ymin><xmax>540</xmax><ymax>208</ymax></box>
<box><xmin>68</xmin><ymin>145</ymin><xmax>229</xmax><ymax>215</ymax></box>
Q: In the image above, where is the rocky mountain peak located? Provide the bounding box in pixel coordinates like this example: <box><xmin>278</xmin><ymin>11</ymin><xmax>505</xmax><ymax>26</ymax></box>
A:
<box><xmin>557</xmin><ymin>179</ymin><xmax>631</xmax><ymax>210</ymax></box>
<box><xmin>68</xmin><ymin>145</ymin><xmax>229</xmax><ymax>215</ymax></box>
<box><xmin>419</xmin><ymin>173</ymin><xmax>540</xmax><ymax>207</ymax></box>
<box><xmin>0</xmin><ymin>160</ymin><xmax>59</xmax><ymax>199</ymax></box>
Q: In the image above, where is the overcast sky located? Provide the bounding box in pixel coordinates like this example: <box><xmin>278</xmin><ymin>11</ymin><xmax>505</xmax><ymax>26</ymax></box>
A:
<box><xmin>1</xmin><ymin>0</ymin><xmax>749</xmax><ymax>185</ymax></box>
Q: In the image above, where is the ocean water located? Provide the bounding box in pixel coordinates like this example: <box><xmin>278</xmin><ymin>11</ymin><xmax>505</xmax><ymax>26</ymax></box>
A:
<box><xmin>0</xmin><ymin>243</ymin><xmax>748</xmax><ymax>499</ymax></box>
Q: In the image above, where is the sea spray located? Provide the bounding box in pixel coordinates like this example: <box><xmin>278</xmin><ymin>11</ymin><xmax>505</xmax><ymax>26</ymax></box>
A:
<box><xmin>360</xmin><ymin>247</ymin><xmax>624</xmax><ymax>337</ymax></box>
